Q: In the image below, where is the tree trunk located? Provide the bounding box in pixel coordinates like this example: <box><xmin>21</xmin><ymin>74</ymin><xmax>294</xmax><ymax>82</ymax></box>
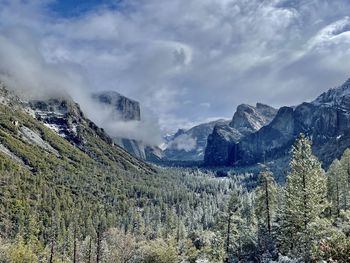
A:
<box><xmin>88</xmin><ymin>236</ymin><xmax>92</xmax><ymax>263</ymax></box>
<box><xmin>225</xmin><ymin>212</ymin><xmax>232</xmax><ymax>263</ymax></box>
<box><xmin>73</xmin><ymin>226</ymin><xmax>77</xmax><ymax>263</ymax></box>
<box><xmin>302</xmin><ymin>172</ymin><xmax>308</xmax><ymax>230</ymax></box>
<box><xmin>49</xmin><ymin>238</ymin><xmax>55</xmax><ymax>263</ymax></box>
<box><xmin>336</xmin><ymin>181</ymin><xmax>340</xmax><ymax>217</ymax></box>
<box><xmin>176</xmin><ymin>217</ymin><xmax>180</xmax><ymax>243</ymax></box>
<box><xmin>96</xmin><ymin>224</ymin><xmax>102</xmax><ymax>263</ymax></box>
<box><xmin>265</xmin><ymin>179</ymin><xmax>271</xmax><ymax>234</ymax></box>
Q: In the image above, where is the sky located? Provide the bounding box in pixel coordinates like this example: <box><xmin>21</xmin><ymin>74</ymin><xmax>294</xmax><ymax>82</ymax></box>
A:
<box><xmin>1</xmin><ymin>0</ymin><xmax>350</xmax><ymax>144</ymax></box>
<box><xmin>49</xmin><ymin>0</ymin><xmax>119</xmax><ymax>17</ymax></box>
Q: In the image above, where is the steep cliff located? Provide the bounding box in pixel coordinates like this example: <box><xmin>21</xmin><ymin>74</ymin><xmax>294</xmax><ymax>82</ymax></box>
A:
<box><xmin>204</xmin><ymin>103</ymin><xmax>277</xmax><ymax>166</ymax></box>
<box><xmin>92</xmin><ymin>91</ymin><xmax>141</xmax><ymax>121</ymax></box>
<box><xmin>227</xmin><ymin>78</ymin><xmax>350</xmax><ymax>168</ymax></box>
<box><xmin>91</xmin><ymin>91</ymin><xmax>163</xmax><ymax>161</ymax></box>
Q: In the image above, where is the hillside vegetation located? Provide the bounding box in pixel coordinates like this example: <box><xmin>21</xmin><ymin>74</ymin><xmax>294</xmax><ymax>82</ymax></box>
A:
<box><xmin>1</xmin><ymin>95</ymin><xmax>350</xmax><ymax>262</ymax></box>
<box><xmin>0</xmin><ymin>102</ymin><xmax>237</xmax><ymax>262</ymax></box>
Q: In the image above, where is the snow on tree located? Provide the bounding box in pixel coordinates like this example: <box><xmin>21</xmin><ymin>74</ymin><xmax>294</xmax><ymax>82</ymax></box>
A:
<box><xmin>255</xmin><ymin>168</ymin><xmax>277</xmax><ymax>234</ymax></box>
<box><xmin>280</xmin><ymin>134</ymin><xmax>328</xmax><ymax>261</ymax></box>
<box><xmin>255</xmin><ymin>168</ymin><xmax>278</xmax><ymax>260</ymax></box>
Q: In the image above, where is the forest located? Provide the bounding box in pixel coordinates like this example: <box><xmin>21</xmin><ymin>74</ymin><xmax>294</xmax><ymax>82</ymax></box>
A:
<box><xmin>1</xmin><ymin>132</ymin><xmax>350</xmax><ymax>263</ymax></box>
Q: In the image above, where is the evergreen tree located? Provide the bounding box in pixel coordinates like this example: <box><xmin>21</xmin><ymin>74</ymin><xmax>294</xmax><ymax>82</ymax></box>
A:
<box><xmin>255</xmin><ymin>168</ymin><xmax>277</xmax><ymax>260</ymax></box>
<box><xmin>224</xmin><ymin>190</ymin><xmax>243</xmax><ymax>263</ymax></box>
<box><xmin>339</xmin><ymin>149</ymin><xmax>350</xmax><ymax>211</ymax></box>
<box><xmin>327</xmin><ymin>159</ymin><xmax>343</xmax><ymax>217</ymax></box>
<box><xmin>255</xmin><ymin>168</ymin><xmax>277</xmax><ymax>234</ymax></box>
<box><xmin>280</xmin><ymin>134</ymin><xmax>328</xmax><ymax>261</ymax></box>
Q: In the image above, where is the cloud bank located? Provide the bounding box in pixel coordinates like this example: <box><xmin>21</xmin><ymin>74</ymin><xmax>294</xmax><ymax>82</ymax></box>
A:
<box><xmin>168</xmin><ymin>134</ymin><xmax>197</xmax><ymax>152</ymax></box>
<box><xmin>0</xmin><ymin>0</ymin><xmax>350</xmax><ymax>136</ymax></box>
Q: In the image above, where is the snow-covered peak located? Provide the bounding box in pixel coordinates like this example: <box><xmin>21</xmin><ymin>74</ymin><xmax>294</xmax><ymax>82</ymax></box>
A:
<box><xmin>312</xmin><ymin>78</ymin><xmax>350</xmax><ymax>106</ymax></box>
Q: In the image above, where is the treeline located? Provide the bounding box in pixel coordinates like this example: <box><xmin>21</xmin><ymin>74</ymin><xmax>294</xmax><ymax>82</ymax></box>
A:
<box><xmin>2</xmin><ymin>134</ymin><xmax>350</xmax><ymax>262</ymax></box>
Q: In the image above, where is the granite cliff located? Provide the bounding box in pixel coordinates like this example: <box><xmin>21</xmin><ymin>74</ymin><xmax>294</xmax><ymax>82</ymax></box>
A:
<box><xmin>204</xmin><ymin>78</ymin><xmax>350</xmax><ymax>169</ymax></box>
<box><xmin>204</xmin><ymin>103</ymin><xmax>277</xmax><ymax>166</ymax></box>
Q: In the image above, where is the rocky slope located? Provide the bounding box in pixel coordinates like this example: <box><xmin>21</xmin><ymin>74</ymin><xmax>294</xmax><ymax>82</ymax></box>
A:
<box><xmin>204</xmin><ymin>103</ymin><xmax>277</xmax><ymax>166</ymax></box>
<box><xmin>0</xmin><ymin>82</ymin><xmax>155</xmax><ymax>174</ymax></box>
<box><xmin>164</xmin><ymin>119</ymin><xmax>229</xmax><ymax>161</ymax></box>
<box><xmin>218</xmin><ymin>78</ymin><xmax>350</xmax><ymax>168</ymax></box>
<box><xmin>92</xmin><ymin>91</ymin><xmax>164</xmax><ymax>161</ymax></box>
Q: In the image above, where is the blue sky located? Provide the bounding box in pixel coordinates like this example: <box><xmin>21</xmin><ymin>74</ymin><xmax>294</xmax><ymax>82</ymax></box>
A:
<box><xmin>49</xmin><ymin>0</ymin><xmax>121</xmax><ymax>17</ymax></box>
<box><xmin>1</xmin><ymin>0</ymin><xmax>350</xmax><ymax>143</ymax></box>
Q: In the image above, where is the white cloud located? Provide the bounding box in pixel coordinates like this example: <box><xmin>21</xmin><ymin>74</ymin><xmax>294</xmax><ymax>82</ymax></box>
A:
<box><xmin>307</xmin><ymin>16</ymin><xmax>350</xmax><ymax>49</ymax></box>
<box><xmin>168</xmin><ymin>134</ymin><xmax>197</xmax><ymax>152</ymax></box>
<box><xmin>0</xmin><ymin>0</ymin><xmax>350</xmax><ymax>136</ymax></box>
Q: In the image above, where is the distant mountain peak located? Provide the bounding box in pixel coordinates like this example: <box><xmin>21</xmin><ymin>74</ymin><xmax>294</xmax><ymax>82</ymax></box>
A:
<box><xmin>230</xmin><ymin>103</ymin><xmax>277</xmax><ymax>134</ymax></box>
<box><xmin>256</xmin><ymin>102</ymin><xmax>270</xmax><ymax>108</ymax></box>
<box><xmin>173</xmin><ymin>129</ymin><xmax>186</xmax><ymax>138</ymax></box>
<box><xmin>91</xmin><ymin>90</ymin><xmax>163</xmax><ymax>161</ymax></box>
<box><xmin>204</xmin><ymin>102</ymin><xmax>277</xmax><ymax>166</ymax></box>
<box><xmin>92</xmin><ymin>91</ymin><xmax>141</xmax><ymax>121</ymax></box>
<box><xmin>94</xmin><ymin>90</ymin><xmax>139</xmax><ymax>104</ymax></box>
<box><xmin>313</xmin><ymin>77</ymin><xmax>350</xmax><ymax>106</ymax></box>
<box><xmin>343</xmin><ymin>78</ymin><xmax>350</xmax><ymax>86</ymax></box>
<box><xmin>204</xmin><ymin>76</ymin><xmax>350</xmax><ymax>171</ymax></box>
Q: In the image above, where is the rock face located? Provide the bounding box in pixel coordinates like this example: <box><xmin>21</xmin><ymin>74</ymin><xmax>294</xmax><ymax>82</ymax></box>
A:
<box><xmin>114</xmin><ymin>137</ymin><xmax>165</xmax><ymax>161</ymax></box>
<box><xmin>218</xmin><ymin>78</ymin><xmax>350</xmax><ymax>168</ymax></box>
<box><xmin>231</xmin><ymin>103</ymin><xmax>277</xmax><ymax>135</ymax></box>
<box><xmin>164</xmin><ymin>119</ymin><xmax>229</xmax><ymax>161</ymax></box>
<box><xmin>0</xmin><ymin>83</ymin><xmax>155</xmax><ymax>173</ymax></box>
<box><xmin>92</xmin><ymin>91</ymin><xmax>141</xmax><ymax>121</ymax></box>
<box><xmin>204</xmin><ymin>103</ymin><xmax>278</xmax><ymax>166</ymax></box>
<box><xmin>204</xmin><ymin>123</ymin><xmax>242</xmax><ymax>166</ymax></box>
<box><xmin>29</xmin><ymin>98</ymin><xmax>85</xmax><ymax>144</ymax></box>
<box><xmin>91</xmin><ymin>91</ymin><xmax>163</xmax><ymax>161</ymax></box>
<box><xmin>28</xmin><ymin>96</ymin><xmax>129</xmax><ymax>158</ymax></box>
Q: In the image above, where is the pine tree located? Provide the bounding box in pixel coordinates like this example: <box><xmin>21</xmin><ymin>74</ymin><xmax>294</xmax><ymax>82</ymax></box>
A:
<box><xmin>339</xmin><ymin>149</ymin><xmax>350</xmax><ymax>211</ymax></box>
<box><xmin>224</xmin><ymin>190</ymin><xmax>243</xmax><ymax>263</ymax></box>
<box><xmin>255</xmin><ymin>168</ymin><xmax>277</xmax><ymax>260</ymax></box>
<box><xmin>255</xmin><ymin>168</ymin><xmax>277</xmax><ymax>234</ymax></box>
<box><xmin>327</xmin><ymin>159</ymin><xmax>343</xmax><ymax>217</ymax></box>
<box><xmin>281</xmin><ymin>134</ymin><xmax>328</xmax><ymax>261</ymax></box>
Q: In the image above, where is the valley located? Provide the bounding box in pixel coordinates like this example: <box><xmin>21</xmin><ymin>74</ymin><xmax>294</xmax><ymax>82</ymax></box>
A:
<box><xmin>1</xmin><ymin>1</ymin><xmax>350</xmax><ymax>262</ymax></box>
<box><xmin>1</xmin><ymin>78</ymin><xmax>350</xmax><ymax>262</ymax></box>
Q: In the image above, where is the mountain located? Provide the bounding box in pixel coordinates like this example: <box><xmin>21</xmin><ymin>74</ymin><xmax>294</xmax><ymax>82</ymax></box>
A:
<box><xmin>163</xmin><ymin>119</ymin><xmax>229</xmax><ymax>161</ymax></box>
<box><xmin>0</xmin><ymin>82</ymin><xmax>155</xmax><ymax>174</ymax></box>
<box><xmin>92</xmin><ymin>91</ymin><xmax>141</xmax><ymax>121</ymax></box>
<box><xmin>213</xmin><ymin>78</ymin><xmax>350</xmax><ymax>169</ymax></box>
<box><xmin>313</xmin><ymin>78</ymin><xmax>350</xmax><ymax>106</ymax></box>
<box><xmin>230</xmin><ymin>103</ymin><xmax>278</xmax><ymax>135</ymax></box>
<box><xmin>204</xmin><ymin>103</ymin><xmax>277</xmax><ymax>166</ymax></box>
<box><xmin>92</xmin><ymin>91</ymin><xmax>164</xmax><ymax>161</ymax></box>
